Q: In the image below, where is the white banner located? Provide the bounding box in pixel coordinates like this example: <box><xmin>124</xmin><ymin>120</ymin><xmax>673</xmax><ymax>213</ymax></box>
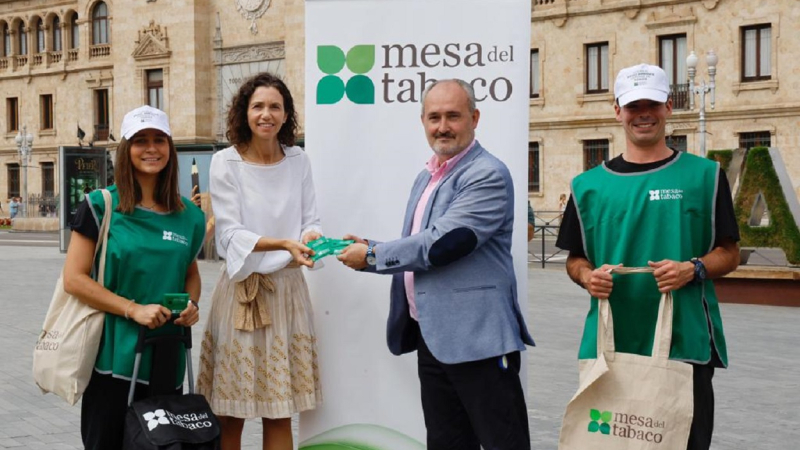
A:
<box><xmin>303</xmin><ymin>0</ymin><xmax>531</xmax><ymax>447</ymax></box>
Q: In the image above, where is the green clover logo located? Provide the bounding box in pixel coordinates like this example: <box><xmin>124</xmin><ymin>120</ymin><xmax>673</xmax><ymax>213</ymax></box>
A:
<box><xmin>588</xmin><ymin>409</ymin><xmax>612</xmax><ymax>435</ymax></box>
<box><xmin>317</xmin><ymin>45</ymin><xmax>375</xmax><ymax>105</ymax></box>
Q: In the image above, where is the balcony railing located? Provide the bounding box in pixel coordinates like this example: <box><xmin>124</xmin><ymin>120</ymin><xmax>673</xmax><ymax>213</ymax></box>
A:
<box><xmin>67</xmin><ymin>49</ymin><xmax>79</xmax><ymax>61</ymax></box>
<box><xmin>32</xmin><ymin>54</ymin><xmax>44</xmax><ymax>66</ymax></box>
<box><xmin>15</xmin><ymin>55</ymin><xmax>28</xmax><ymax>66</ymax></box>
<box><xmin>50</xmin><ymin>51</ymin><xmax>62</xmax><ymax>64</ymax></box>
<box><xmin>0</xmin><ymin>57</ymin><xmax>8</xmax><ymax>70</ymax></box>
<box><xmin>534</xmin><ymin>0</ymin><xmax>557</xmax><ymax>4</ymax></box>
<box><xmin>89</xmin><ymin>44</ymin><xmax>111</xmax><ymax>59</ymax></box>
<box><xmin>670</xmin><ymin>83</ymin><xmax>692</xmax><ymax>109</ymax></box>
<box><xmin>671</xmin><ymin>83</ymin><xmax>690</xmax><ymax>110</ymax></box>
<box><xmin>94</xmin><ymin>124</ymin><xmax>109</xmax><ymax>141</ymax></box>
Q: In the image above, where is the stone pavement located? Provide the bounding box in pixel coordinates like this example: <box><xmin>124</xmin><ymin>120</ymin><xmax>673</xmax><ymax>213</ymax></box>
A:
<box><xmin>1</xmin><ymin>245</ymin><xmax>798</xmax><ymax>449</ymax></box>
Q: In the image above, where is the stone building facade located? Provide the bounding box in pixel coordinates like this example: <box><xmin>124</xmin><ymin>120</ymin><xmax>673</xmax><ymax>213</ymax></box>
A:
<box><xmin>0</xmin><ymin>0</ymin><xmax>303</xmax><ymax>216</ymax></box>
<box><xmin>1</xmin><ymin>0</ymin><xmax>798</xmax><ymax>219</ymax></box>
<box><xmin>528</xmin><ymin>0</ymin><xmax>800</xmax><ymax>212</ymax></box>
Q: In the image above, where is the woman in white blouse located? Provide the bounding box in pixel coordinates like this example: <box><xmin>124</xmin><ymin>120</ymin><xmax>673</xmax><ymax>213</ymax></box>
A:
<box><xmin>197</xmin><ymin>72</ymin><xmax>323</xmax><ymax>450</ymax></box>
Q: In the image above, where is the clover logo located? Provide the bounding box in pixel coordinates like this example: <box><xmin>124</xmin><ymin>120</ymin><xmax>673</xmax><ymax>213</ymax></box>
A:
<box><xmin>317</xmin><ymin>45</ymin><xmax>375</xmax><ymax>105</ymax></box>
<box><xmin>588</xmin><ymin>409</ymin><xmax>612</xmax><ymax>435</ymax></box>
<box><xmin>143</xmin><ymin>409</ymin><xmax>170</xmax><ymax>431</ymax></box>
<box><xmin>649</xmin><ymin>190</ymin><xmax>660</xmax><ymax>201</ymax></box>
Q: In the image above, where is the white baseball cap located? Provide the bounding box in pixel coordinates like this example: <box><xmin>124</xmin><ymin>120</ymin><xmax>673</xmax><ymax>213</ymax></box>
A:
<box><xmin>614</xmin><ymin>64</ymin><xmax>670</xmax><ymax>107</ymax></box>
<box><xmin>120</xmin><ymin>105</ymin><xmax>171</xmax><ymax>140</ymax></box>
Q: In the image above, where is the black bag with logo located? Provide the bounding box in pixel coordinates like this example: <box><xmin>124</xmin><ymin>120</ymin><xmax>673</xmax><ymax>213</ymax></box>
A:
<box><xmin>123</xmin><ymin>325</ymin><xmax>220</xmax><ymax>450</ymax></box>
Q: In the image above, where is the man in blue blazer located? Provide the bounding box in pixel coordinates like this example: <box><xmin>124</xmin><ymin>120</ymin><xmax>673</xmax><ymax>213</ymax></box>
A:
<box><xmin>338</xmin><ymin>79</ymin><xmax>534</xmax><ymax>450</ymax></box>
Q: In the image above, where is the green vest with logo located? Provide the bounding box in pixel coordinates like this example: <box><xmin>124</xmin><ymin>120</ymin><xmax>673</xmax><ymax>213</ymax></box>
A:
<box><xmin>572</xmin><ymin>152</ymin><xmax>728</xmax><ymax>366</ymax></box>
<box><xmin>88</xmin><ymin>185</ymin><xmax>205</xmax><ymax>385</ymax></box>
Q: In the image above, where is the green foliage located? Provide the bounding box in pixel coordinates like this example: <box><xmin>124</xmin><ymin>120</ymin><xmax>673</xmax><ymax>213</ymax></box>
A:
<box><xmin>733</xmin><ymin>147</ymin><xmax>800</xmax><ymax>264</ymax></box>
<box><xmin>707</xmin><ymin>149</ymin><xmax>733</xmax><ymax>172</ymax></box>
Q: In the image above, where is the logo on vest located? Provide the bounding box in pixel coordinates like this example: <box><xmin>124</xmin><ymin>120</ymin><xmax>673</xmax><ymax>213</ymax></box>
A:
<box><xmin>648</xmin><ymin>188</ymin><xmax>683</xmax><ymax>201</ymax></box>
<box><xmin>587</xmin><ymin>408</ymin><xmax>667</xmax><ymax>443</ymax></box>
<box><xmin>162</xmin><ymin>230</ymin><xmax>189</xmax><ymax>246</ymax></box>
<box><xmin>142</xmin><ymin>409</ymin><xmax>214</xmax><ymax>432</ymax></box>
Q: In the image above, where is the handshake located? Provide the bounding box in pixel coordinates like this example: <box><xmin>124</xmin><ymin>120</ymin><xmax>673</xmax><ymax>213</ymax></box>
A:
<box><xmin>300</xmin><ymin>234</ymin><xmax>372</xmax><ymax>270</ymax></box>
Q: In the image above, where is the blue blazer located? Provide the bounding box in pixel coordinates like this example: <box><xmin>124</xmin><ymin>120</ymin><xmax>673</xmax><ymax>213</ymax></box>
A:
<box><xmin>370</xmin><ymin>142</ymin><xmax>534</xmax><ymax>364</ymax></box>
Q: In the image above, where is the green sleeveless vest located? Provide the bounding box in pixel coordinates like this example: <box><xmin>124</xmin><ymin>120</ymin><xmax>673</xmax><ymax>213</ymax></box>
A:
<box><xmin>572</xmin><ymin>152</ymin><xmax>728</xmax><ymax>366</ymax></box>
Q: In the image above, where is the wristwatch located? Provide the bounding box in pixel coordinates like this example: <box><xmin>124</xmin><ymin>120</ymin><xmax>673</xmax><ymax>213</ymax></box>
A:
<box><xmin>365</xmin><ymin>242</ymin><xmax>377</xmax><ymax>266</ymax></box>
<box><xmin>690</xmin><ymin>258</ymin><xmax>707</xmax><ymax>284</ymax></box>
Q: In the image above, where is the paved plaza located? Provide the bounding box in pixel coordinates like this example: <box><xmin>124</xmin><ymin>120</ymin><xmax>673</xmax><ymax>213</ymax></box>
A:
<box><xmin>0</xmin><ymin>244</ymin><xmax>798</xmax><ymax>449</ymax></box>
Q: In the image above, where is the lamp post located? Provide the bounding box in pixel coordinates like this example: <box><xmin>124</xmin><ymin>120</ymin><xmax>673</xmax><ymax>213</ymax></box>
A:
<box><xmin>14</xmin><ymin>125</ymin><xmax>34</xmax><ymax>218</ymax></box>
<box><xmin>686</xmin><ymin>50</ymin><xmax>718</xmax><ymax>157</ymax></box>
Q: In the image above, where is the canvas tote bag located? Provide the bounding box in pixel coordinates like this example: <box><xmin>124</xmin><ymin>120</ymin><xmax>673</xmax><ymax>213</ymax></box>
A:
<box><xmin>33</xmin><ymin>189</ymin><xmax>112</xmax><ymax>405</ymax></box>
<box><xmin>558</xmin><ymin>267</ymin><xmax>694</xmax><ymax>450</ymax></box>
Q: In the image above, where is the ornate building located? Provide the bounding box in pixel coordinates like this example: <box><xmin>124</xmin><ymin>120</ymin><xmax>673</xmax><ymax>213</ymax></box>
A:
<box><xmin>2</xmin><ymin>0</ymin><xmax>798</xmax><ymax>219</ymax></box>
<box><xmin>0</xmin><ymin>0</ymin><xmax>302</xmax><ymax>214</ymax></box>
<box><xmin>527</xmin><ymin>0</ymin><xmax>799</xmax><ymax>212</ymax></box>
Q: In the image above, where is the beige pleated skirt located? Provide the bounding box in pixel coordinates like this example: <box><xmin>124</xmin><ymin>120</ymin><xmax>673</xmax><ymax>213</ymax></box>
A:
<box><xmin>197</xmin><ymin>264</ymin><xmax>322</xmax><ymax>419</ymax></box>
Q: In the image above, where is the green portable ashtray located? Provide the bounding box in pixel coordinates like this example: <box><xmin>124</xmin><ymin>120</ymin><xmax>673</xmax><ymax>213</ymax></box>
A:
<box><xmin>307</xmin><ymin>237</ymin><xmax>355</xmax><ymax>261</ymax></box>
<box><xmin>163</xmin><ymin>293</ymin><xmax>189</xmax><ymax>316</ymax></box>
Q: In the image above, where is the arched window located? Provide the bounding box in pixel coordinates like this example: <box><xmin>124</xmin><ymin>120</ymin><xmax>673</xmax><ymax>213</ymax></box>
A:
<box><xmin>18</xmin><ymin>22</ymin><xmax>27</xmax><ymax>55</ymax></box>
<box><xmin>70</xmin><ymin>13</ymin><xmax>79</xmax><ymax>49</ymax></box>
<box><xmin>92</xmin><ymin>2</ymin><xmax>108</xmax><ymax>45</ymax></box>
<box><xmin>52</xmin><ymin>17</ymin><xmax>62</xmax><ymax>52</ymax></box>
<box><xmin>36</xmin><ymin>19</ymin><xmax>45</xmax><ymax>53</ymax></box>
<box><xmin>1</xmin><ymin>23</ymin><xmax>9</xmax><ymax>57</ymax></box>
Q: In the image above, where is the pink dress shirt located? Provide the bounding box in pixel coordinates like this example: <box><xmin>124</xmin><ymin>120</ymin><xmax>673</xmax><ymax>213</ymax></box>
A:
<box><xmin>403</xmin><ymin>140</ymin><xmax>477</xmax><ymax>320</ymax></box>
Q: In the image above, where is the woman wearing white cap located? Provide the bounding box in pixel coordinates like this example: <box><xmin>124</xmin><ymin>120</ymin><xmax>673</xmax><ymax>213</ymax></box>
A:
<box><xmin>63</xmin><ymin>105</ymin><xmax>206</xmax><ymax>449</ymax></box>
<box><xmin>197</xmin><ymin>72</ymin><xmax>322</xmax><ymax>450</ymax></box>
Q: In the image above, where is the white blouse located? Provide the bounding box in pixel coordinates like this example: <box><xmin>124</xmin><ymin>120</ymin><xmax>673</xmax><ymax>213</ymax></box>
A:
<box><xmin>210</xmin><ymin>145</ymin><xmax>323</xmax><ymax>281</ymax></box>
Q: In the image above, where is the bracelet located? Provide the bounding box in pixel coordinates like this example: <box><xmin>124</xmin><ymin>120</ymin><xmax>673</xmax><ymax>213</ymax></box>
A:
<box><xmin>189</xmin><ymin>299</ymin><xmax>199</xmax><ymax>310</ymax></box>
<box><xmin>124</xmin><ymin>299</ymin><xmax>135</xmax><ymax>320</ymax></box>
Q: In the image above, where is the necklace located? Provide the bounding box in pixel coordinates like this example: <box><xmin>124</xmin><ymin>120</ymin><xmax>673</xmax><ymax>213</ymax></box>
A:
<box><xmin>139</xmin><ymin>202</ymin><xmax>158</xmax><ymax>210</ymax></box>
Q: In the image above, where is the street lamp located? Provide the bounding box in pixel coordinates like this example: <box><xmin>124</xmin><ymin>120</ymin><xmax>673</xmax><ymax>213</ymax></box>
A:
<box><xmin>686</xmin><ymin>49</ymin><xmax>718</xmax><ymax>157</ymax></box>
<box><xmin>14</xmin><ymin>125</ymin><xmax>34</xmax><ymax>218</ymax></box>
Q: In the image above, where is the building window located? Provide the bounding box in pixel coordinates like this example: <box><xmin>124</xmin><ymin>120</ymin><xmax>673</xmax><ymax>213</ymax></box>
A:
<box><xmin>585</xmin><ymin>43</ymin><xmax>609</xmax><ymax>94</ymax></box>
<box><xmin>7</xmin><ymin>98</ymin><xmax>19</xmax><ymax>132</ymax></box>
<box><xmin>7</xmin><ymin>164</ymin><xmax>20</xmax><ymax>199</ymax></box>
<box><xmin>92</xmin><ymin>2</ymin><xmax>109</xmax><ymax>45</ymax></box>
<box><xmin>40</xmin><ymin>95</ymin><xmax>54</xmax><ymax>130</ymax></box>
<box><xmin>530</xmin><ymin>49</ymin><xmax>540</xmax><ymax>99</ymax></box>
<box><xmin>41</xmin><ymin>162</ymin><xmax>55</xmax><ymax>196</ymax></box>
<box><xmin>70</xmin><ymin>13</ymin><xmax>79</xmax><ymax>49</ymax></box>
<box><xmin>739</xmin><ymin>131</ymin><xmax>771</xmax><ymax>150</ymax></box>
<box><xmin>659</xmin><ymin>34</ymin><xmax>689</xmax><ymax>110</ymax></box>
<box><xmin>52</xmin><ymin>17</ymin><xmax>62</xmax><ymax>52</ymax></box>
<box><xmin>18</xmin><ymin>22</ymin><xmax>27</xmax><ymax>55</ymax></box>
<box><xmin>665</xmin><ymin>135</ymin><xmax>687</xmax><ymax>153</ymax></box>
<box><xmin>147</xmin><ymin>69</ymin><xmax>164</xmax><ymax>110</ymax></box>
<box><xmin>1</xmin><ymin>23</ymin><xmax>9</xmax><ymax>57</ymax></box>
<box><xmin>741</xmin><ymin>24</ymin><xmax>771</xmax><ymax>81</ymax></box>
<box><xmin>583</xmin><ymin>139</ymin><xmax>609</xmax><ymax>171</ymax></box>
<box><xmin>528</xmin><ymin>142</ymin><xmax>540</xmax><ymax>193</ymax></box>
<box><xmin>94</xmin><ymin>89</ymin><xmax>109</xmax><ymax>141</ymax></box>
<box><xmin>36</xmin><ymin>18</ymin><xmax>45</xmax><ymax>53</ymax></box>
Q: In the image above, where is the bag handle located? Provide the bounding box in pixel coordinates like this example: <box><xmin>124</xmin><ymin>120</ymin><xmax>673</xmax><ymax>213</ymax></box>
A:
<box><xmin>597</xmin><ymin>267</ymin><xmax>674</xmax><ymax>362</ymax></box>
<box><xmin>94</xmin><ymin>189</ymin><xmax>113</xmax><ymax>285</ymax></box>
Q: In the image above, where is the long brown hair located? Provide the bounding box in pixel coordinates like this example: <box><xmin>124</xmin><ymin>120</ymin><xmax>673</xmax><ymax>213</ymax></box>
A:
<box><xmin>226</xmin><ymin>72</ymin><xmax>298</xmax><ymax>148</ymax></box>
<box><xmin>113</xmin><ymin>135</ymin><xmax>184</xmax><ymax>213</ymax></box>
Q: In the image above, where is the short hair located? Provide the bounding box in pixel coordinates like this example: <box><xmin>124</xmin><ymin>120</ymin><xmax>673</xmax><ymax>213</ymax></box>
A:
<box><xmin>113</xmin><ymin>134</ymin><xmax>184</xmax><ymax>214</ymax></box>
<box><xmin>420</xmin><ymin>79</ymin><xmax>477</xmax><ymax>116</ymax></box>
<box><xmin>226</xmin><ymin>72</ymin><xmax>298</xmax><ymax>147</ymax></box>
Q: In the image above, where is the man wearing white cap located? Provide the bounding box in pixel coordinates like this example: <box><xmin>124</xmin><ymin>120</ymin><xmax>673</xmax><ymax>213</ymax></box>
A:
<box><xmin>556</xmin><ymin>64</ymin><xmax>740</xmax><ymax>450</ymax></box>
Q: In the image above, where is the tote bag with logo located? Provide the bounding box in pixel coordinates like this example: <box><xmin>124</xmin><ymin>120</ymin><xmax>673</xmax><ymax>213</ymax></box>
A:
<box><xmin>32</xmin><ymin>189</ymin><xmax>112</xmax><ymax>406</ymax></box>
<box><xmin>558</xmin><ymin>267</ymin><xmax>694</xmax><ymax>450</ymax></box>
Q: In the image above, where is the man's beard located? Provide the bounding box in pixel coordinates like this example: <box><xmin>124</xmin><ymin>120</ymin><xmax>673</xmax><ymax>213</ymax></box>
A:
<box><xmin>431</xmin><ymin>132</ymin><xmax>469</xmax><ymax>158</ymax></box>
